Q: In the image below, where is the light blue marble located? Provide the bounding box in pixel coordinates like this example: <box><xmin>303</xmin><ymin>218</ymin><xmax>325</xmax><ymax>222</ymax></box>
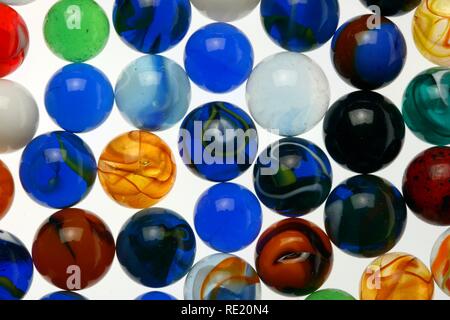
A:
<box><xmin>115</xmin><ymin>55</ymin><xmax>191</xmax><ymax>131</ymax></box>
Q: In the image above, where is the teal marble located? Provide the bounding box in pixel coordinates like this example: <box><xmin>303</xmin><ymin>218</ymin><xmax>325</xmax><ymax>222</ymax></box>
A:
<box><xmin>402</xmin><ymin>67</ymin><xmax>450</xmax><ymax>146</ymax></box>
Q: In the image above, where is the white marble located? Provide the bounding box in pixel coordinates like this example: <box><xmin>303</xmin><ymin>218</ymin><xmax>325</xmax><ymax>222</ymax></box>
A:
<box><xmin>0</xmin><ymin>0</ymin><xmax>35</xmax><ymax>5</ymax></box>
<box><xmin>191</xmin><ymin>0</ymin><xmax>260</xmax><ymax>22</ymax></box>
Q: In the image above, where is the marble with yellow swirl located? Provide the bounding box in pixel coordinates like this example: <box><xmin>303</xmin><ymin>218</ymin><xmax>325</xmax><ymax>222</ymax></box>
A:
<box><xmin>413</xmin><ymin>0</ymin><xmax>450</xmax><ymax>66</ymax></box>
<box><xmin>431</xmin><ymin>229</ymin><xmax>450</xmax><ymax>296</ymax></box>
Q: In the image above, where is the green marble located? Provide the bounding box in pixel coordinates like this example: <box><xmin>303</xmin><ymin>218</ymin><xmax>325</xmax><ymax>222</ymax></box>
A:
<box><xmin>402</xmin><ymin>67</ymin><xmax>450</xmax><ymax>146</ymax></box>
<box><xmin>305</xmin><ymin>289</ymin><xmax>356</xmax><ymax>301</ymax></box>
<box><xmin>44</xmin><ymin>0</ymin><xmax>109</xmax><ymax>62</ymax></box>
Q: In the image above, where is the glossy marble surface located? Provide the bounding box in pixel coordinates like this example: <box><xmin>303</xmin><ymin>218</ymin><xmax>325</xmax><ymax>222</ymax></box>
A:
<box><xmin>191</xmin><ymin>0</ymin><xmax>260</xmax><ymax>22</ymax></box>
<box><xmin>41</xmin><ymin>291</ymin><xmax>88</xmax><ymax>300</ymax></box>
<box><xmin>359</xmin><ymin>0</ymin><xmax>420</xmax><ymax>16</ymax></box>
<box><xmin>305</xmin><ymin>289</ymin><xmax>356</xmax><ymax>301</ymax></box>
<box><xmin>431</xmin><ymin>228</ymin><xmax>450</xmax><ymax>296</ymax></box>
<box><xmin>136</xmin><ymin>291</ymin><xmax>177</xmax><ymax>300</ymax></box>
<box><xmin>0</xmin><ymin>160</ymin><xmax>14</xmax><ymax>220</ymax></box>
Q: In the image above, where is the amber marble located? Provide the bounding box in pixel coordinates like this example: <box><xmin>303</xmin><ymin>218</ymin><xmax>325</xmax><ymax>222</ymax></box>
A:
<box><xmin>0</xmin><ymin>160</ymin><xmax>13</xmax><ymax>220</ymax></box>
<box><xmin>431</xmin><ymin>228</ymin><xmax>450</xmax><ymax>296</ymax></box>
<box><xmin>360</xmin><ymin>252</ymin><xmax>434</xmax><ymax>300</ymax></box>
<box><xmin>98</xmin><ymin>130</ymin><xmax>176</xmax><ymax>209</ymax></box>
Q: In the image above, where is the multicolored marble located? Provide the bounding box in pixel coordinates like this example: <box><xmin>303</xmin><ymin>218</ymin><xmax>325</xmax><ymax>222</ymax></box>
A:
<box><xmin>184</xmin><ymin>253</ymin><xmax>260</xmax><ymax>300</ymax></box>
<box><xmin>431</xmin><ymin>228</ymin><xmax>450</xmax><ymax>296</ymax></box>
<box><xmin>115</xmin><ymin>55</ymin><xmax>191</xmax><ymax>131</ymax></box>
<box><xmin>113</xmin><ymin>0</ymin><xmax>191</xmax><ymax>54</ymax></box>
<box><xmin>402</xmin><ymin>67</ymin><xmax>450</xmax><ymax>146</ymax></box>
<box><xmin>413</xmin><ymin>0</ymin><xmax>450</xmax><ymax>67</ymax></box>
<box><xmin>247</xmin><ymin>52</ymin><xmax>330</xmax><ymax>136</ymax></box>
<box><xmin>191</xmin><ymin>0</ymin><xmax>260</xmax><ymax>22</ymax></box>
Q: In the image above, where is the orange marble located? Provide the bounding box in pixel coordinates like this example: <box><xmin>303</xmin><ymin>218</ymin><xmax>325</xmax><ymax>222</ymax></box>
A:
<box><xmin>0</xmin><ymin>160</ymin><xmax>14</xmax><ymax>219</ymax></box>
<box><xmin>98</xmin><ymin>130</ymin><xmax>176</xmax><ymax>209</ymax></box>
<box><xmin>431</xmin><ymin>229</ymin><xmax>450</xmax><ymax>296</ymax></box>
<box><xmin>360</xmin><ymin>252</ymin><xmax>434</xmax><ymax>300</ymax></box>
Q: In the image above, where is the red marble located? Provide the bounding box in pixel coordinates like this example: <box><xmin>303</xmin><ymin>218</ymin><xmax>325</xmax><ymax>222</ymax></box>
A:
<box><xmin>0</xmin><ymin>160</ymin><xmax>14</xmax><ymax>220</ymax></box>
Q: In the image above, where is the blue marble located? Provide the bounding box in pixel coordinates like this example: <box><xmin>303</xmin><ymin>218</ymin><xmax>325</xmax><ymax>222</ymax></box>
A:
<box><xmin>184</xmin><ymin>23</ymin><xmax>254</xmax><ymax>93</ymax></box>
<box><xmin>253</xmin><ymin>137</ymin><xmax>332</xmax><ymax>217</ymax></box>
<box><xmin>113</xmin><ymin>0</ymin><xmax>191</xmax><ymax>54</ymax></box>
<box><xmin>19</xmin><ymin>131</ymin><xmax>97</xmax><ymax>209</ymax></box>
<box><xmin>324</xmin><ymin>175</ymin><xmax>407</xmax><ymax>258</ymax></box>
<box><xmin>45</xmin><ymin>63</ymin><xmax>114</xmax><ymax>133</ymax></box>
<box><xmin>178</xmin><ymin>101</ymin><xmax>258</xmax><ymax>182</ymax></box>
<box><xmin>261</xmin><ymin>0</ymin><xmax>340</xmax><ymax>52</ymax></box>
<box><xmin>115</xmin><ymin>55</ymin><xmax>191</xmax><ymax>131</ymax></box>
<box><xmin>194</xmin><ymin>183</ymin><xmax>262</xmax><ymax>253</ymax></box>
<box><xmin>116</xmin><ymin>208</ymin><xmax>196</xmax><ymax>288</ymax></box>
<box><xmin>136</xmin><ymin>291</ymin><xmax>177</xmax><ymax>300</ymax></box>
<box><xmin>41</xmin><ymin>291</ymin><xmax>87</xmax><ymax>300</ymax></box>
<box><xmin>0</xmin><ymin>230</ymin><xmax>33</xmax><ymax>300</ymax></box>
<box><xmin>331</xmin><ymin>15</ymin><xmax>407</xmax><ymax>90</ymax></box>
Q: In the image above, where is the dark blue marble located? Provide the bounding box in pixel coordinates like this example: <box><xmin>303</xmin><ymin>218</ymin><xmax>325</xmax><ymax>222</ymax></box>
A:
<box><xmin>253</xmin><ymin>137</ymin><xmax>332</xmax><ymax>217</ymax></box>
<box><xmin>113</xmin><ymin>0</ymin><xmax>191</xmax><ymax>54</ymax></box>
<box><xmin>0</xmin><ymin>230</ymin><xmax>33</xmax><ymax>300</ymax></box>
<box><xmin>136</xmin><ymin>291</ymin><xmax>177</xmax><ymax>300</ymax></box>
<box><xmin>359</xmin><ymin>0</ymin><xmax>420</xmax><ymax>16</ymax></box>
<box><xmin>41</xmin><ymin>291</ymin><xmax>87</xmax><ymax>300</ymax></box>
<box><xmin>178</xmin><ymin>101</ymin><xmax>258</xmax><ymax>182</ymax></box>
<box><xmin>184</xmin><ymin>23</ymin><xmax>254</xmax><ymax>93</ymax></box>
<box><xmin>261</xmin><ymin>0</ymin><xmax>340</xmax><ymax>52</ymax></box>
<box><xmin>45</xmin><ymin>63</ymin><xmax>114</xmax><ymax>133</ymax></box>
<box><xmin>116</xmin><ymin>208</ymin><xmax>196</xmax><ymax>288</ymax></box>
<box><xmin>19</xmin><ymin>131</ymin><xmax>97</xmax><ymax>209</ymax></box>
<box><xmin>324</xmin><ymin>175</ymin><xmax>407</xmax><ymax>258</ymax></box>
<box><xmin>194</xmin><ymin>183</ymin><xmax>262</xmax><ymax>253</ymax></box>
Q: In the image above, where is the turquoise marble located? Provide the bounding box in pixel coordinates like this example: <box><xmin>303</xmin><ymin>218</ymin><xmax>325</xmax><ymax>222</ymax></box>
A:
<box><xmin>115</xmin><ymin>55</ymin><xmax>191</xmax><ymax>131</ymax></box>
<box><xmin>402</xmin><ymin>67</ymin><xmax>450</xmax><ymax>146</ymax></box>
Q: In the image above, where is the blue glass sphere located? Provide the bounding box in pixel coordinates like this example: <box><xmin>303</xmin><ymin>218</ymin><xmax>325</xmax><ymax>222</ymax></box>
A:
<box><xmin>115</xmin><ymin>55</ymin><xmax>191</xmax><ymax>131</ymax></box>
<box><xmin>184</xmin><ymin>23</ymin><xmax>254</xmax><ymax>93</ymax></box>
<box><xmin>41</xmin><ymin>291</ymin><xmax>87</xmax><ymax>300</ymax></box>
<box><xmin>0</xmin><ymin>230</ymin><xmax>33</xmax><ymax>300</ymax></box>
<box><xmin>136</xmin><ymin>291</ymin><xmax>177</xmax><ymax>300</ymax></box>
<box><xmin>19</xmin><ymin>131</ymin><xmax>97</xmax><ymax>209</ymax></box>
<box><xmin>116</xmin><ymin>208</ymin><xmax>196</xmax><ymax>288</ymax></box>
<box><xmin>45</xmin><ymin>63</ymin><xmax>114</xmax><ymax>133</ymax></box>
<box><xmin>195</xmin><ymin>183</ymin><xmax>262</xmax><ymax>253</ymax></box>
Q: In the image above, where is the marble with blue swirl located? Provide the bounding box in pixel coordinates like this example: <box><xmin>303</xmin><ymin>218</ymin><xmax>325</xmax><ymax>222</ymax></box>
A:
<box><xmin>253</xmin><ymin>137</ymin><xmax>332</xmax><ymax>217</ymax></box>
<box><xmin>0</xmin><ymin>230</ymin><xmax>33</xmax><ymax>300</ymax></box>
<box><xmin>41</xmin><ymin>291</ymin><xmax>87</xmax><ymax>300</ymax></box>
<box><xmin>184</xmin><ymin>253</ymin><xmax>261</xmax><ymax>300</ymax></box>
<box><xmin>19</xmin><ymin>131</ymin><xmax>96</xmax><ymax>209</ymax></box>
<box><xmin>113</xmin><ymin>0</ymin><xmax>191</xmax><ymax>54</ymax></box>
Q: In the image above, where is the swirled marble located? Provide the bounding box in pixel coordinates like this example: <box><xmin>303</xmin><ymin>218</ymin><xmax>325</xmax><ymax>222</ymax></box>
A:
<box><xmin>253</xmin><ymin>137</ymin><xmax>332</xmax><ymax>217</ymax></box>
<box><xmin>402</xmin><ymin>67</ymin><xmax>450</xmax><ymax>146</ymax></box>
<box><xmin>98</xmin><ymin>130</ymin><xmax>176</xmax><ymax>209</ymax></box>
<box><xmin>360</xmin><ymin>252</ymin><xmax>434</xmax><ymax>300</ymax></box>
<box><xmin>431</xmin><ymin>228</ymin><xmax>450</xmax><ymax>296</ymax></box>
<box><xmin>184</xmin><ymin>253</ymin><xmax>260</xmax><ymax>300</ymax></box>
<box><xmin>113</xmin><ymin>0</ymin><xmax>191</xmax><ymax>54</ymax></box>
<box><xmin>413</xmin><ymin>0</ymin><xmax>450</xmax><ymax>67</ymax></box>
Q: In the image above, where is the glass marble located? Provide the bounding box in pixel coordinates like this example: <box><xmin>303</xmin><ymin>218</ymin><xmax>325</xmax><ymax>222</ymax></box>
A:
<box><xmin>115</xmin><ymin>55</ymin><xmax>191</xmax><ymax>131</ymax></box>
<box><xmin>413</xmin><ymin>0</ymin><xmax>450</xmax><ymax>67</ymax></box>
<box><xmin>98</xmin><ymin>131</ymin><xmax>176</xmax><ymax>209</ymax></box>
<box><xmin>260</xmin><ymin>0</ymin><xmax>339</xmax><ymax>52</ymax></box>
<box><xmin>184</xmin><ymin>253</ymin><xmax>261</xmax><ymax>300</ymax></box>
<box><xmin>255</xmin><ymin>218</ymin><xmax>333</xmax><ymax>297</ymax></box>
<box><xmin>247</xmin><ymin>52</ymin><xmax>330</xmax><ymax>137</ymax></box>
<box><xmin>0</xmin><ymin>160</ymin><xmax>14</xmax><ymax>220</ymax></box>
<box><xmin>0</xmin><ymin>0</ymin><xmax>35</xmax><ymax>4</ymax></box>
<box><xmin>41</xmin><ymin>291</ymin><xmax>88</xmax><ymax>300</ymax></box>
<box><xmin>325</xmin><ymin>175</ymin><xmax>407</xmax><ymax>258</ymax></box>
<box><xmin>402</xmin><ymin>67</ymin><xmax>450</xmax><ymax>146</ymax></box>
<box><xmin>323</xmin><ymin>91</ymin><xmax>405</xmax><ymax>174</ymax></box>
<box><xmin>191</xmin><ymin>0</ymin><xmax>260</xmax><ymax>22</ymax></box>
<box><xmin>331</xmin><ymin>15</ymin><xmax>407</xmax><ymax>90</ymax></box>
<box><xmin>305</xmin><ymin>289</ymin><xmax>356</xmax><ymax>301</ymax></box>
<box><xmin>194</xmin><ymin>183</ymin><xmax>262</xmax><ymax>253</ymax></box>
<box><xmin>403</xmin><ymin>147</ymin><xmax>450</xmax><ymax>226</ymax></box>
<box><xmin>116</xmin><ymin>208</ymin><xmax>196</xmax><ymax>288</ymax></box>
<box><xmin>178</xmin><ymin>101</ymin><xmax>258</xmax><ymax>182</ymax></box>
<box><xmin>0</xmin><ymin>230</ymin><xmax>33</xmax><ymax>300</ymax></box>
<box><xmin>45</xmin><ymin>63</ymin><xmax>114</xmax><ymax>133</ymax></box>
<box><xmin>0</xmin><ymin>80</ymin><xmax>38</xmax><ymax>154</ymax></box>
<box><xmin>19</xmin><ymin>131</ymin><xmax>96</xmax><ymax>209</ymax></box>
<box><xmin>32</xmin><ymin>208</ymin><xmax>115</xmax><ymax>291</ymax></box>
<box><xmin>184</xmin><ymin>23</ymin><xmax>254</xmax><ymax>93</ymax></box>
<box><xmin>360</xmin><ymin>252</ymin><xmax>434</xmax><ymax>300</ymax></box>
<box><xmin>0</xmin><ymin>3</ymin><xmax>29</xmax><ymax>77</ymax></box>
<box><xmin>113</xmin><ymin>0</ymin><xmax>191</xmax><ymax>54</ymax></box>
<box><xmin>359</xmin><ymin>0</ymin><xmax>420</xmax><ymax>16</ymax></box>
<box><xmin>44</xmin><ymin>0</ymin><xmax>109</xmax><ymax>62</ymax></box>
<box><xmin>431</xmin><ymin>228</ymin><xmax>450</xmax><ymax>296</ymax></box>
<box><xmin>253</xmin><ymin>137</ymin><xmax>332</xmax><ymax>217</ymax></box>
<box><xmin>136</xmin><ymin>291</ymin><xmax>177</xmax><ymax>300</ymax></box>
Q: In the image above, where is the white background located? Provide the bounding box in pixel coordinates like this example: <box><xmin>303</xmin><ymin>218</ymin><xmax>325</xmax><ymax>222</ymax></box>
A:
<box><xmin>2</xmin><ymin>0</ymin><xmax>449</xmax><ymax>300</ymax></box>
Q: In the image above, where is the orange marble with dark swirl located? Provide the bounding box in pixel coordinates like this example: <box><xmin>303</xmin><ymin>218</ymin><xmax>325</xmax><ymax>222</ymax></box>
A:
<box><xmin>98</xmin><ymin>130</ymin><xmax>176</xmax><ymax>209</ymax></box>
<box><xmin>360</xmin><ymin>252</ymin><xmax>434</xmax><ymax>300</ymax></box>
<box><xmin>0</xmin><ymin>160</ymin><xmax>14</xmax><ymax>220</ymax></box>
